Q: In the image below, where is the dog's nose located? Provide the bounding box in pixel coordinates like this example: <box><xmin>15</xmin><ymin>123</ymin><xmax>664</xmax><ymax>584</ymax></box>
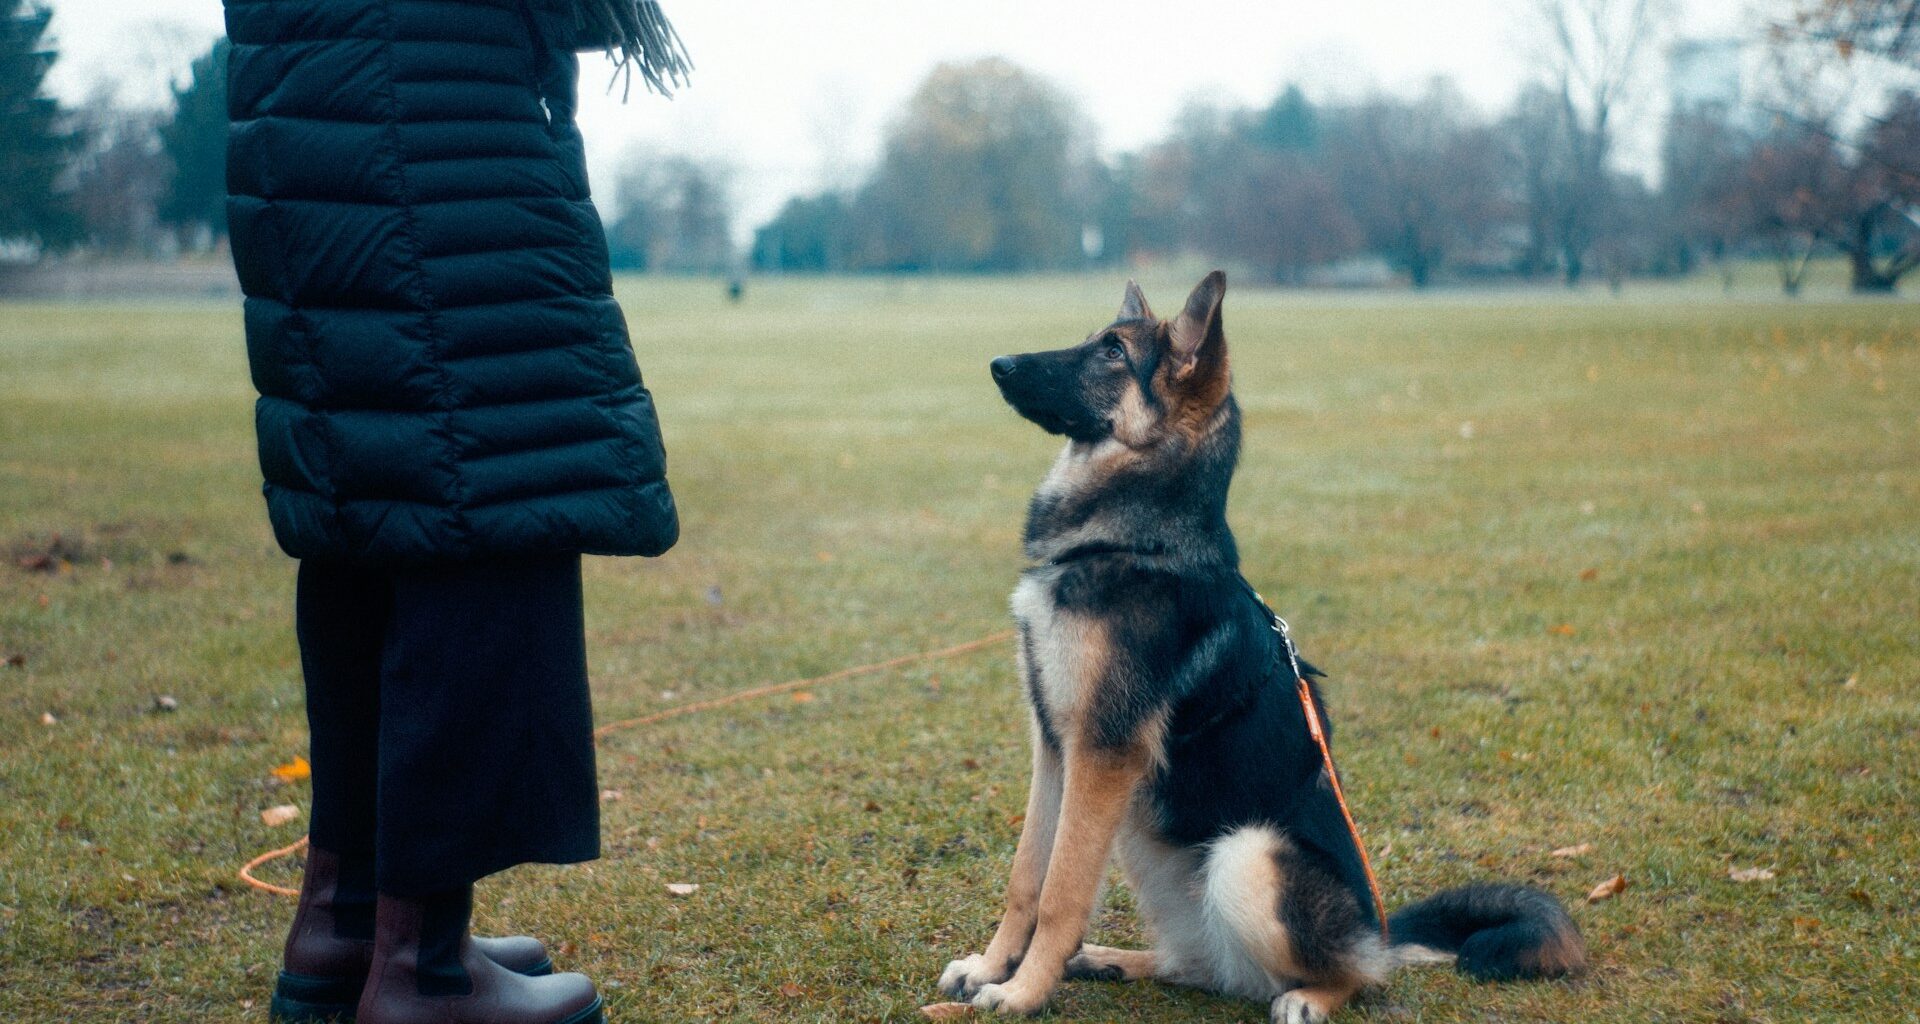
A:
<box><xmin>990</xmin><ymin>356</ymin><xmax>1017</xmax><ymax>380</ymax></box>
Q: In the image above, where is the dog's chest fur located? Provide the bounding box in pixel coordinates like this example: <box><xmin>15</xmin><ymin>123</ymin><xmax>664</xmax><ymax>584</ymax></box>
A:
<box><xmin>1010</xmin><ymin>565</ymin><xmax>1103</xmax><ymax>744</ymax></box>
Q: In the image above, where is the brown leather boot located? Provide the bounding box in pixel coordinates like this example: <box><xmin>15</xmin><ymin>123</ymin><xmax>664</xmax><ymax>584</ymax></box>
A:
<box><xmin>355</xmin><ymin>889</ymin><xmax>602</xmax><ymax>1024</ymax></box>
<box><xmin>271</xmin><ymin>848</ymin><xmax>557</xmax><ymax>1023</ymax></box>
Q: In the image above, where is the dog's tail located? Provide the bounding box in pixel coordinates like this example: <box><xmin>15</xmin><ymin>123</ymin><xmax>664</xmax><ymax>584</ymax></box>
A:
<box><xmin>1386</xmin><ymin>882</ymin><xmax>1587</xmax><ymax>981</ymax></box>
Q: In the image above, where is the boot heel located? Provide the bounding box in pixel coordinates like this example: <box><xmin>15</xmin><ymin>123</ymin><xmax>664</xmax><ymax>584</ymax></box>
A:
<box><xmin>270</xmin><ymin>970</ymin><xmax>362</xmax><ymax>1022</ymax></box>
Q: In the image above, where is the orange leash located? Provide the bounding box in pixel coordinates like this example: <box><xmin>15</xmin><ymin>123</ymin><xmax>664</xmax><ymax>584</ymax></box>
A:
<box><xmin>1257</xmin><ymin>590</ymin><xmax>1389</xmax><ymax>941</ymax></box>
<box><xmin>1293</xmin><ymin>671</ymin><xmax>1389</xmax><ymax>940</ymax></box>
<box><xmin>240</xmin><ymin>835</ymin><xmax>311</xmax><ymax>897</ymax></box>
<box><xmin>592</xmin><ymin>631</ymin><xmax>1015</xmax><ymax>740</ymax></box>
<box><xmin>238</xmin><ymin>630</ymin><xmax>1016</xmax><ymax>896</ymax></box>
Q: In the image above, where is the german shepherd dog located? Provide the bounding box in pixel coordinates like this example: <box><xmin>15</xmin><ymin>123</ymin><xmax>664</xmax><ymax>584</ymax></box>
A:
<box><xmin>937</xmin><ymin>273</ymin><xmax>1586</xmax><ymax>1022</ymax></box>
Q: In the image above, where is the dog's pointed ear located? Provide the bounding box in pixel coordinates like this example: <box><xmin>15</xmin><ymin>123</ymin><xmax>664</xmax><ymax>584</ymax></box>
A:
<box><xmin>1118</xmin><ymin>279</ymin><xmax>1153</xmax><ymax>321</ymax></box>
<box><xmin>1169</xmin><ymin>270</ymin><xmax>1227</xmax><ymax>383</ymax></box>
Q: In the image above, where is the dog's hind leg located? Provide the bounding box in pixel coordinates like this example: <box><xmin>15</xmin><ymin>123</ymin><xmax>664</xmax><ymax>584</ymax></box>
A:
<box><xmin>1201</xmin><ymin>826</ymin><xmax>1384</xmax><ymax>1019</ymax></box>
<box><xmin>1198</xmin><ymin>825</ymin><xmax>1300</xmax><ymax>1002</ymax></box>
<box><xmin>1064</xmin><ymin>944</ymin><xmax>1156</xmax><ymax>981</ymax></box>
<box><xmin>1108</xmin><ymin>817</ymin><xmax>1215</xmax><ymax>990</ymax></box>
<box><xmin>1270</xmin><ymin>981</ymin><xmax>1362</xmax><ymax>1024</ymax></box>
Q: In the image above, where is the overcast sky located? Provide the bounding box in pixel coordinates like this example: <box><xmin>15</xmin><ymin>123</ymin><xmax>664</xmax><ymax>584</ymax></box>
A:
<box><xmin>46</xmin><ymin>0</ymin><xmax>1757</xmax><ymax>239</ymax></box>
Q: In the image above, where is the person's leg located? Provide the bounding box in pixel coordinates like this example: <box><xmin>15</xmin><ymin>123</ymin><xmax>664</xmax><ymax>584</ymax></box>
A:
<box><xmin>272</xmin><ymin>560</ymin><xmax>389</xmax><ymax>1021</ymax></box>
<box><xmin>276</xmin><ymin>561</ymin><xmax>562</xmax><ymax>1024</ymax></box>
<box><xmin>297</xmin><ymin>559</ymin><xmax>386</xmax><ymax>910</ymax></box>
<box><xmin>375</xmin><ymin>553</ymin><xmax>599</xmax><ymax>897</ymax></box>
<box><xmin>355</xmin><ymin>554</ymin><xmax>602</xmax><ymax>1024</ymax></box>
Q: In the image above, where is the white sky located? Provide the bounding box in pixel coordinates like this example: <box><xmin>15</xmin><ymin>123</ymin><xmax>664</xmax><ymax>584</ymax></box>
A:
<box><xmin>46</xmin><ymin>0</ymin><xmax>1756</xmax><ymax>241</ymax></box>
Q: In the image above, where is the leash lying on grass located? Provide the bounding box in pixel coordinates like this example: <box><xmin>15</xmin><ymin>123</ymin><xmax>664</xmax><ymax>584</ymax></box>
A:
<box><xmin>239</xmin><ymin>630</ymin><xmax>1017</xmax><ymax>897</ymax></box>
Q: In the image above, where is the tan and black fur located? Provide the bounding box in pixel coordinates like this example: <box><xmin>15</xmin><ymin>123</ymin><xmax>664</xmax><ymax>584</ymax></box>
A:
<box><xmin>938</xmin><ymin>273</ymin><xmax>1585</xmax><ymax>1022</ymax></box>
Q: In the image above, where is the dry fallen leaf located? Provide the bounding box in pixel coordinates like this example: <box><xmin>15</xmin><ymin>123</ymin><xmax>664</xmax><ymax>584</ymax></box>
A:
<box><xmin>1549</xmin><ymin>623</ymin><xmax>1577</xmax><ymax>636</ymax></box>
<box><xmin>790</xmin><ymin>692</ymin><xmax>816</xmax><ymax>703</ymax></box>
<box><xmin>665</xmin><ymin>882</ymin><xmax>699</xmax><ymax>896</ymax></box>
<box><xmin>270</xmin><ymin>756</ymin><xmax>311</xmax><ymax>783</ymax></box>
<box><xmin>153</xmin><ymin>695</ymin><xmax>179</xmax><ymax>713</ymax></box>
<box><xmin>1551</xmin><ymin>843</ymin><xmax>1594</xmax><ymax>859</ymax></box>
<box><xmin>1578</xmin><ymin>567</ymin><xmax>1599</xmax><ymax>581</ymax></box>
<box><xmin>261</xmin><ymin>804</ymin><xmax>302</xmax><ymax>827</ymax></box>
<box><xmin>40</xmin><ymin>711</ymin><xmax>58</xmax><ymax>726</ymax></box>
<box><xmin>1586</xmin><ymin>873</ymin><xmax>1627</xmax><ymax>903</ymax></box>
<box><xmin>920</xmin><ymin>1004</ymin><xmax>974</xmax><ymax>1020</ymax></box>
<box><xmin>1729</xmin><ymin>866</ymin><xmax>1776</xmax><ymax>883</ymax></box>
<box><xmin>777</xmin><ymin>983</ymin><xmax>804</xmax><ymax>999</ymax></box>
<box><xmin>600</xmin><ymin>789</ymin><xmax>623</xmax><ymax>802</ymax></box>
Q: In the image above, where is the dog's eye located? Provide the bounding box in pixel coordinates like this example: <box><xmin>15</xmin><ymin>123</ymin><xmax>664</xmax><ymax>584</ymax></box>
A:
<box><xmin>1102</xmin><ymin>343</ymin><xmax>1125</xmax><ymax>362</ymax></box>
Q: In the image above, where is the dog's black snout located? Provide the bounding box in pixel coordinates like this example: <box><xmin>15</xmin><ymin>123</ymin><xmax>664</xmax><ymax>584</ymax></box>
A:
<box><xmin>990</xmin><ymin>356</ymin><xmax>1018</xmax><ymax>380</ymax></box>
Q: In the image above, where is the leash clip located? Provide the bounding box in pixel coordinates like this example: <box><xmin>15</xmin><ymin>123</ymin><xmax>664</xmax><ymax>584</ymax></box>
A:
<box><xmin>1275</xmin><ymin>614</ymin><xmax>1323</xmax><ymax>742</ymax></box>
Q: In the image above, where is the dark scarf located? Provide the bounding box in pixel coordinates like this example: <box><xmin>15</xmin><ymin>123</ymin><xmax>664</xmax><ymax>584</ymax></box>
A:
<box><xmin>576</xmin><ymin>0</ymin><xmax>692</xmax><ymax>97</ymax></box>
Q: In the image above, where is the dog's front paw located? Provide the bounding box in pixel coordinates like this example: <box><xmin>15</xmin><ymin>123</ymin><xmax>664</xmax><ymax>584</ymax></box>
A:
<box><xmin>939</xmin><ymin>954</ymin><xmax>1007</xmax><ymax>1000</ymax></box>
<box><xmin>971</xmin><ymin>981</ymin><xmax>1048</xmax><ymax>1016</ymax></box>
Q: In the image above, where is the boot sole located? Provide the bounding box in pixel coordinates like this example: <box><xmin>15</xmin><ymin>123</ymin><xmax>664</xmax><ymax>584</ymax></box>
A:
<box><xmin>269</xmin><ymin>971</ymin><xmax>361</xmax><ymax>1023</ymax></box>
<box><xmin>270</xmin><ymin>960</ymin><xmax>559</xmax><ymax>1023</ymax></box>
<box><xmin>558</xmin><ymin>996</ymin><xmax>606</xmax><ymax>1024</ymax></box>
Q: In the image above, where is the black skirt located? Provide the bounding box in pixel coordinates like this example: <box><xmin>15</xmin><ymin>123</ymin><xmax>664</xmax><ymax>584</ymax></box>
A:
<box><xmin>294</xmin><ymin>555</ymin><xmax>599</xmax><ymax>895</ymax></box>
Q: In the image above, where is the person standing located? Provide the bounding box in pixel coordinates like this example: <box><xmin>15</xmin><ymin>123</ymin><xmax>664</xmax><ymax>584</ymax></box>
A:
<box><xmin>221</xmin><ymin>2</ymin><xmax>688</xmax><ymax>1021</ymax></box>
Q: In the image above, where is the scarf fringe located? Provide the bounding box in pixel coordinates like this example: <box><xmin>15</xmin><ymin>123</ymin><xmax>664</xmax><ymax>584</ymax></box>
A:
<box><xmin>579</xmin><ymin>0</ymin><xmax>692</xmax><ymax>99</ymax></box>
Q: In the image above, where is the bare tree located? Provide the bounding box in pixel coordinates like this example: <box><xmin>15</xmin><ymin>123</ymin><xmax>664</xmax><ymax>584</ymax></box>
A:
<box><xmin>1729</xmin><ymin>121</ymin><xmax>1848</xmax><ymax>294</ymax></box>
<box><xmin>1208</xmin><ymin>151</ymin><xmax>1360</xmax><ymax>284</ymax></box>
<box><xmin>1124</xmin><ymin>94</ymin><xmax>1359</xmax><ymax>282</ymax></box>
<box><xmin>1761</xmin><ymin>7</ymin><xmax>1920</xmax><ymax>291</ymax></box>
<box><xmin>1831</xmin><ymin>89</ymin><xmax>1920</xmax><ymax>288</ymax></box>
<box><xmin>1503</xmin><ymin>84</ymin><xmax>1576</xmax><ymax>278</ymax></box>
<box><xmin>605</xmin><ymin>151</ymin><xmax>735</xmax><ymax>273</ymax></box>
<box><xmin>1326</xmin><ymin>81</ymin><xmax>1507</xmax><ymax>288</ymax></box>
<box><xmin>1781</xmin><ymin>0</ymin><xmax>1920</xmax><ymax>68</ymax></box>
<box><xmin>66</xmin><ymin>89</ymin><xmax>170</xmax><ymax>254</ymax></box>
<box><xmin>1527</xmin><ymin>0</ymin><xmax>1671</xmax><ymax>284</ymax></box>
<box><xmin>1661</xmin><ymin>102</ymin><xmax>1754</xmax><ymax>285</ymax></box>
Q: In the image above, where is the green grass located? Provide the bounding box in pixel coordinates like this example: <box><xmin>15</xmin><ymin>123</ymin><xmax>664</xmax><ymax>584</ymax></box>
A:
<box><xmin>2</xmin><ymin>276</ymin><xmax>1917</xmax><ymax>1023</ymax></box>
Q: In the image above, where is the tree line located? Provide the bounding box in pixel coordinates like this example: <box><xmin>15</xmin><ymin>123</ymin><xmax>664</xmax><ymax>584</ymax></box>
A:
<box><xmin>4</xmin><ymin>0</ymin><xmax>1919</xmax><ymax>292</ymax></box>
<box><xmin>745</xmin><ymin>10</ymin><xmax>1920</xmax><ymax>293</ymax></box>
<box><xmin>0</xmin><ymin>2</ymin><xmax>226</xmax><ymax>259</ymax></box>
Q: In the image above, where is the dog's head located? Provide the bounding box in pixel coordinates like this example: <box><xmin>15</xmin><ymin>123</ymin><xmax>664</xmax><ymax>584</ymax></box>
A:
<box><xmin>991</xmin><ymin>271</ymin><xmax>1232</xmax><ymax>449</ymax></box>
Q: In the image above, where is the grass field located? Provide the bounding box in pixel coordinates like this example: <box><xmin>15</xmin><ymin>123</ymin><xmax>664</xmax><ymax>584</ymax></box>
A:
<box><xmin>2</xmin><ymin>276</ymin><xmax>1917</xmax><ymax>1023</ymax></box>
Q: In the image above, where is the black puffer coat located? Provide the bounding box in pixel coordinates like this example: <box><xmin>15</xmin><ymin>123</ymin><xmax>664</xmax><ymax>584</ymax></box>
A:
<box><xmin>224</xmin><ymin>0</ymin><xmax>677</xmax><ymax>563</ymax></box>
